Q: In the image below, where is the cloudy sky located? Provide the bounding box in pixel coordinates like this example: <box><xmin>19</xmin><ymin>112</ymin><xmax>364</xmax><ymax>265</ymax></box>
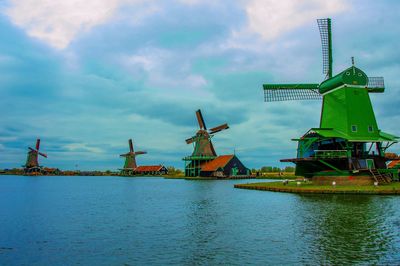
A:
<box><xmin>1</xmin><ymin>0</ymin><xmax>399</xmax><ymax>170</ymax></box>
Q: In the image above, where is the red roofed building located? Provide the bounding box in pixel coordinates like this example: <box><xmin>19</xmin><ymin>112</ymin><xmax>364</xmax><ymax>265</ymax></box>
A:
<box><xmin>388</xmin><ymin>160</ymin><xmax>400</xmax><ymax>169</ymax></box>
<box><xmin>199</xmin><ymin>154</ymin><xmax>249</xmax><ymax>178</ymax></box>
<box><xmin>134</xmin><ymin>165</ymin><xmax>168</xmax><ymax>175</ymax></box>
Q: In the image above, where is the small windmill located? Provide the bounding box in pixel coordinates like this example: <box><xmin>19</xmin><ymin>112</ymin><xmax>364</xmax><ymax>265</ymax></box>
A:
<box><xmin>120</xmin><ymin>139</ymin><xmax>147</xmax><ymax>176</ymax></box>
<box><xmin>183</xmin><ymin>109</ymin><xmax>229</xmax><ymax>176</ymax></box>
<box><xmin>262</xmin><ymin>18</ymin><xmax>398</xmax><ymax>183</ymax></box>
<box><xmin>24</xmin><ymin>139</ymin><xmax>47</xmax><ymax>174</ymax></box>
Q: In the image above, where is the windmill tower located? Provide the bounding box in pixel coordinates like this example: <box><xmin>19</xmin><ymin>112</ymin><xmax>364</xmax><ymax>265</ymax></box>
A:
<box><xmin>120</xmin><ymin>139</ymin><xmax>147</xmax><ymax>176</ymax></box>
<box><xmin>183</xmin><ymin>109</ymin><xmax>229</xmax><ymax>177</ymax></box>
<box><xmin>24</xmin><ymin>139</ymin><xmax>47</xmax><ymax>174</ymax></box>
<box><xmin>263</xmin><ymin>18</ymin><xmax>398</xmax><ymax>184</ymax></box>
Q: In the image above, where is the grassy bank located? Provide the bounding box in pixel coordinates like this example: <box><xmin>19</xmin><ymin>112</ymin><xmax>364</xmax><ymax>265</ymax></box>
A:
<box><xmin>163</xmin><ymin>173</ymin><xmax>186</xmax><ymax>179</ymax></box>
<box><xmin>234</xmin><ymin>181</ymin><xmax>400</xmax><ymax>194</ymax></box>
<box><xmin>255</xmin><ymin>172</ymin><xmax>297</xmax><ymax>179</ymax></box>
<box><xmin>164</xmin><ymin>172</ymin><xmax>297</xmax><ymax>180</ymax></box>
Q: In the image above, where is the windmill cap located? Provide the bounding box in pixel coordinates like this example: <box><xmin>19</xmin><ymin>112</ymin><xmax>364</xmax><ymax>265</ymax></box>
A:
<box><xmin>319</xmin><ymin>66</ymin><xmax>368</xmax><ymax>94</ymax></box>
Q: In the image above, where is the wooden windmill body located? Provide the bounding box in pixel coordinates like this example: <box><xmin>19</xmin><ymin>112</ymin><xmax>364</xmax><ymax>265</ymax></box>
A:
<box><xmin>183</xmin><ymin>109</ymin><xmax>229</xmax><ymax>177</ymax></box>
<box><xmin>120</xmin><ymin>139</ymin><xmax>146</xmax><ymax>176</ymax></box>
<box><xmin>24</xmin><ymin>139</ymin><xmax>47</xmax><ymax>175</ymax></box>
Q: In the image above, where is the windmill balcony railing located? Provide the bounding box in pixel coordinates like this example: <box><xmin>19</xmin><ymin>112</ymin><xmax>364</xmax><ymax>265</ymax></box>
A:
<box><xmin>313</xmin><ymin>150</ymin><xmax>349</xmax><ymax>159</ymax></box>
<box><xmin>183</xmin><ymin>155</ymin><xmax>217</xmax><ymax>161</ymax></box>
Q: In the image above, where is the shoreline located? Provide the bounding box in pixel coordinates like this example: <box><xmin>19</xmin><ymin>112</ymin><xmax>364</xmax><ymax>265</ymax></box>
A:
<box><xmin>234</xmin><ymin>181</ymin><xmax>400</xmax><ymax>195</ymax></box>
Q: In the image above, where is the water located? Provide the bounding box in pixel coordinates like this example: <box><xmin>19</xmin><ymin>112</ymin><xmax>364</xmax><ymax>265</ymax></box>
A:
<box><xmin>1</xmin><ymin>175</ymin><xmax>400</xmax><ymax>265</ymax></box>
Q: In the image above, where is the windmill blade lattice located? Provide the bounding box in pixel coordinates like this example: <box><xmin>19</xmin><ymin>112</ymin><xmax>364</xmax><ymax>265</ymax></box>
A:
<box><xmin>367</xmin><ymin>77</ymin><xmax>385</xmax><ymax>92</ymax></box>
<box><xmin>263</xmin><ymin>84</ymin><xmax>321</xmax><ymax>102</ymax></box>
<box><xmin>317</xmin><ymin>18</ymin><xmax>333</xmax><ymax>79</ymax></box>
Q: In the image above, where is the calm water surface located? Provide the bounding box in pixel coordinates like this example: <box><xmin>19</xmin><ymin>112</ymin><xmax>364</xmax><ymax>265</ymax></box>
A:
<box><xmin>1</xmin><ymin>175</ymin><xmax>400</xmax><ymax>265</ymax></box>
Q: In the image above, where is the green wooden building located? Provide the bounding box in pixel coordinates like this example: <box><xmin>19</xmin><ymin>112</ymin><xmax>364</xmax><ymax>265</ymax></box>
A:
<box><xmin>263</xmin><ymin>19</ymin><xmax>398</xmax><ymax>184</ymax></box>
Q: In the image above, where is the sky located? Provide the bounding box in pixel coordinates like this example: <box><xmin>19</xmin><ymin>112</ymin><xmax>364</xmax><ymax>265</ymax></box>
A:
<box><xmin>0</xmin><ymin>0</ymin><xmax>399</xmax><ymax>170</ymax></box>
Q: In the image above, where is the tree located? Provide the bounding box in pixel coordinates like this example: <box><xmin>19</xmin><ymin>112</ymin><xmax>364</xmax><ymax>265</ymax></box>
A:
<box><xmin>260</xmin><ymin>166</ymin><xmax>272</xmax><ymax>173</ymax></box>
<box><xmin>272</xmin><ymin>167</ymin><xmax>281</xmax><ymax>172</ymax></box>
<box><xmin>284</xmin><ymin>166</ymin><xmax>295</xmax><ymax>172</ymax></box>
<box><xmin>167</xmin><ymin>166</ymin><xmax>183</xmax><ymax>176</ymax></box>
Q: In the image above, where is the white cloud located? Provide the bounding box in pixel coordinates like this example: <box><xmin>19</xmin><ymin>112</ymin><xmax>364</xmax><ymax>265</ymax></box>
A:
<box><xmin>176</xmin><ymin>0</ymin><xmax>202</xmax><ymax>5</ymax></box>
<box><xmin>124</xmin><ymin>48</ymin><xmax>169</xmax><ymax>71</ymax></box>
<box><xmin>5</xmin><ymin>0</ymin><xmax>143</xmax><ymax>49</ymax></box>
<box><xmin>0</xmin><ymin>136</ymin><xmax>18</xmax><ymax>142</ymax></box>
<box><xmin>0</xmin><ymin>54</ymin><xmax>16</xmax><ymax>64</ymax></box>
<box><xmin>243</xmin><ymin>0</ymin><xmax>348</xmax><ymax>41</ymax></box>
<box><xmin>64</xmin><ymin>143</ymin><xmax>103</xmax><ymax>153</ymax></box>
<box><xmin>120</xmin><ymin>48</ymin><xmax>210</xmax><ymax>96</ymax></box>
<box><xmin>5</xmin><ymin>0</ymin><xmax>347</xmax><ymax>49</ymax></box>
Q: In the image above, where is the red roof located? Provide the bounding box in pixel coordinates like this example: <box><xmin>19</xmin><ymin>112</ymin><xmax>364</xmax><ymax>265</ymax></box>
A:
<box><xmin>135</xmin><ymin>165</ymin><xmax>164</xmax><ymax>172</ymax></box>
<box><xmin>201</xmin><ymin>155</ymin><xmax>234</xmax><ymax>172</ymax></box>
<box><xmin>388</xmin><ymin>160</ymin><xmax>400</xmax><ymax>169</ymax></box>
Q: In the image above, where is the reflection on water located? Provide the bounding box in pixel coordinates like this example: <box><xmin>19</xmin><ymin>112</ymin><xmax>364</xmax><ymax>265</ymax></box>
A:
<box><xmin>295</xmin><ymin>195</ymin><xmax>400</xmax><ymax>264</ymax></box>
<box><xmin>184</xmin><ymin>183</ymin><xmax>220</xmax><ymax>264</ymax></box>
<box><xmin>0</xmin><ymin>176</ymin><xmax>399</xmax><ymax>265</ymax></box>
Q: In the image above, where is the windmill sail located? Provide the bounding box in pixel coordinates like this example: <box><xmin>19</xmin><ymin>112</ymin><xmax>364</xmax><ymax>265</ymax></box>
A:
<box><xmin>185</xmin><ymin>136</ymin><xmax>197</xmax><ymax>144</ymax></box>
<box><xmin>367</xmin><ymin>77</ymin><xmax>385</xmax><ymax>92</ymax></box>
<box><xmin>263</xmin><ymin>18</ymin><xmax>333</xmax><ymax>103</ymax></box>
<box><xmin>196</xmin><ymin>109</ymin><xmax>207</xmax><ymax>130</ymax></box>
<box><xmin>263</xmin><ymin>84</ymin><xmax>321</xmax><ymax>102</ymax></box>
<box><xmin>36</xmin><ymin>139</ymin><xmax>41</xmax><ymax>150</ymax></box>
<box><xmin>209</xmin><ymin>123</ymin><xmax>229</xmax><ymax>134</ymax></box>
<box><xmin>317</xmin><ymin>18</ymin><xmax>333</xmax><ymax>79</ymax></box>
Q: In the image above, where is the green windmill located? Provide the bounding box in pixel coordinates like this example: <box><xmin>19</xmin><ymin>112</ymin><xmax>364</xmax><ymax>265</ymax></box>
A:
<box><xmin>263</xmin><ymin>18</ymin><xmax>398</xmax><ymax>184</ymax></box>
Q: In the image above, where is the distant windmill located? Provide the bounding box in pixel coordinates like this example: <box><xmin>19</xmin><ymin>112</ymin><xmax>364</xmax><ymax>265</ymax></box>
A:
<box><xmin>183</xmin><ymin>109</ymin><xmax>229</xmax><ymax>176</ymax></box>
<box><xmin>24</xmin><ymin>139</ymin><xmax>47</xmax><ymax>174</ymax></box>
<box><xmin>120</xmin><ymin>139</ymin><xmax>147</xmax><ymax>176</ymax></box>
<box><xmin>185</xmin><ymin>109</ymin><xmax>229</xmax><ymax>157</ymax></box>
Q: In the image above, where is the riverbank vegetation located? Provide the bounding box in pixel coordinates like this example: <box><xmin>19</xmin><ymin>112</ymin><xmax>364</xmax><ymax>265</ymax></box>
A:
<box><xmin>249</xmin><ymin>166</ymin><xmax>296</xmax><ymax>179</ymax></box>
<box><xmin>235</xmin><ymin>181</ymin><xmax>400</xmax><ymax>194</ymax></box>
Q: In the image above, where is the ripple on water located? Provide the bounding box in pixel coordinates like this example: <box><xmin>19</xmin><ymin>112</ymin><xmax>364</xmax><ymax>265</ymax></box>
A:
<box><xmin>0</xmin><ymin>176</ymin><xmax>400</xmax><ymax>265</ymax></box>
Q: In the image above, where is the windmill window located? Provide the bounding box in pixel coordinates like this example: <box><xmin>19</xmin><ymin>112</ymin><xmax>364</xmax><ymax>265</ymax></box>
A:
<box><xmin>368</xmin><ymin>126</ymin><xmax>374</xmax><ymax>132</ymax></box>
<box><xmin>346</xmin><ymin>72</ymin><xmax>350</xmax><ymax>76</ymax></box>
<box><xmin>351</xmin><ymin>125</ymin><xmax>357</xmax><ymax>132</ymax></box>
<box><xmin>358</xmin><ymin>73</ymin><xmax>362</xmax><ymax>77</ymax></box>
